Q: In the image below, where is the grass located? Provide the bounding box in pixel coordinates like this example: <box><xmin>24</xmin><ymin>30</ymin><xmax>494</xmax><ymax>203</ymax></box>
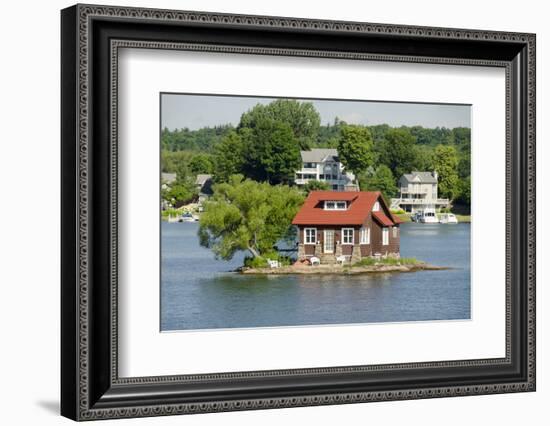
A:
<box><xmin>352</xmin><ymin>257</ymin><xmax>420</xmax><ymax>267</ymax></box>
<box><xmin>161</xmin><ymin>208</ymin><xmax>182</xmax><ymax>219</ymax></box>
<box><xmin>244</xmin><ymin>252</ymin><xmax>293</xmax><ymax>268</ymax></box>
<box><xmin>454</xmin><ymin>214</ymin><xmax>471</xmax><ymax>223</ymax></box>
<box><xmin>395</xmin><ymin>213</ymin><xmax>412</xmax><ymax>222</ymax></box>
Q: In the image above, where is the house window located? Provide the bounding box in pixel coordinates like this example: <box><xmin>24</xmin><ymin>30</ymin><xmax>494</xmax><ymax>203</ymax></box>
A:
<box><xmin>382</xmin><ymin>228</ymin><xmax>389</xmax><ymax>245</ymax></box>
<box><xmin>324</xmin><ymin>201</ymin><xmax>347</xmax><ymax>210</ymax></box>
<box><xmin>360</xmin><ymin>227</ymin><xmax>370</xmax><ymax>244</ymax></box>
<box><xmin>373</xmin><ymin>201</ymin><xmax>380</xmax><ymax>211</ymax></box>
<box><xmin>304</xmin><ymin>228</ymin><xmax>317</xmax><ymax>244</ymax></box>
<box><xmin>392</xmin><ymin>226</ymin><xmax>398</xmax><ymax>238</ymax></box>
<box><xmin>342</xmin><ymin>228</ymin><xmax>354</xmax><ymax>244</ymax></box>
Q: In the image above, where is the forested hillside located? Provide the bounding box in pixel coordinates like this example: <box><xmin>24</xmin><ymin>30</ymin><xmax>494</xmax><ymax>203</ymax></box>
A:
<box><xmin>161</xmin><ymin>99</ymin><xmax>471</xmax><ymax>208</ymax></box>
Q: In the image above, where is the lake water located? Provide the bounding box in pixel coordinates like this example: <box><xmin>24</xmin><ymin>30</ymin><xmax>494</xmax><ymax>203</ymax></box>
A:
<box><xmin>161</xmin><ymin>221</ymin><xmax>470</xmax><ymax>331</ymax></box>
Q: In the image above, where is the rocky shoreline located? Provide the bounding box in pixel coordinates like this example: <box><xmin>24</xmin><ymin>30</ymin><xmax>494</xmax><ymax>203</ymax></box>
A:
<box><xmin>239</xmin><ymin>262</ymin><xmax>449</xmax><ymax>275</ymax></box>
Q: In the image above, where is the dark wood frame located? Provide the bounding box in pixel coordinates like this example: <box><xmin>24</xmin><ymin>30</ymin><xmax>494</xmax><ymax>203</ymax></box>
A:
<box><xmin>61</xmin><ymin>4</ymin><xmax>536</xmax><ymax>421</ymax></box>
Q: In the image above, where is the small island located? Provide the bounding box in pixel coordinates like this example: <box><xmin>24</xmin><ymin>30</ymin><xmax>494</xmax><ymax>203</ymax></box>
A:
<box><xmin>240</xmin><ymin>258</ymin><xmax>448</xmax><ymax>275</ymax></box>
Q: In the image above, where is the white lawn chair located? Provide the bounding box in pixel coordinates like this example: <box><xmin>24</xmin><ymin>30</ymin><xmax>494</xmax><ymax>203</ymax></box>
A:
<box><xmin>267</xmin><ymin>259</ymin><xmax>280</xmax><ymax>268</ymax></box>
<box><xmin>310</xmin><ymin>256</ymin><xmax>320</xmax><ymax>266</ymax></box>
<box><xmin>336</xmin><ymin>255</ymin><xmax>347</xmax><ymax>265</ymax></box>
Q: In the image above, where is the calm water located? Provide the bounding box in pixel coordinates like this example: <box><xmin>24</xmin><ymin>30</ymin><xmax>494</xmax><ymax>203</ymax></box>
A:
<box><xmin>161</xmin><ymin>221</ymin><xmax>470</xmax><ymax>331</ymax></box>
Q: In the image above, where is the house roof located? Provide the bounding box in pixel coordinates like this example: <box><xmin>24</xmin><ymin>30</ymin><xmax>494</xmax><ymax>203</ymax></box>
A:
<box><xmin>300</xmin><ymin>148</ymin><xmax>339</xmax><ymax>163</ymax></box>
<box><xmin>372</xmin><ymin>211</ymin><xmax>394</xmax><ymax>226</ymax></box>
<box><xmin>401</xmin><ymin>171</ymin><xmax>437</xmax><ymax>184</ymax></box>
<box><xmin>195</xmin><ymin>174</ymin><xmax>212</xmax><ymax>186</ymax></box>
<box><xmin>292</xmin><ymin>191</ymin><xmax>399</xmax><ymax>226</ymax></box>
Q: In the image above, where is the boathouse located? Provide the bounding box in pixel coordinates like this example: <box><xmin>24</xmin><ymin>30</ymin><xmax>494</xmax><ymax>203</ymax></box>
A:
<box><xmin>292</xmin><ymin>191</ymin><xmax>401</xmax><ymax>264</ymax></box>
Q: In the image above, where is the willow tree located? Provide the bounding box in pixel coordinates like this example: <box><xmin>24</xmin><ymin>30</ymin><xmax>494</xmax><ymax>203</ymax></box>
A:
<box><xmin>198</xmin><ymin>175</ymin><xmax>304</xmax><ymax>260</ymax></box>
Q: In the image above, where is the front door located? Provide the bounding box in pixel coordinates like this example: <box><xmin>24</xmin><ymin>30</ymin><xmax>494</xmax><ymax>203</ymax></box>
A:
<box><xmin>324</xmin><ymin>229</ymin><xmax>334</xmax><ymax>253</ymax></box>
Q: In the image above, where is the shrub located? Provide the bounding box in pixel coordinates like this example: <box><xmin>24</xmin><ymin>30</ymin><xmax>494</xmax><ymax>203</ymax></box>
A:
<box><xmin>390</xmin><ymin>208</ymin><xmax>406</xmax><ymax>214</ymax></box>
<box><xmin>243</xmin><ymin>251</ymin><xmax>292</xmax><ymax>268</ymax></box>
<box><xmin>354</xmin><ymin>257</ymin><xmax>377</xmax><ymax>267</ymax></box>
<box><xmin>244</xmin><ymin>256</ymin><xmax>269</xmax><ymax>268</ymax></box>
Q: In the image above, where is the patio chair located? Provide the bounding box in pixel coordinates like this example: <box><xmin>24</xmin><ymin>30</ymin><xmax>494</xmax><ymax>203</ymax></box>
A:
<box><xmin>310</xmin><ymin>256</ymin><xmax>320</xmax><ymax>266</ymax></box>
<box><xmin>267</xmin><ymin>259</ymin><xmax>280</xmax><ymax>268</ymax></box>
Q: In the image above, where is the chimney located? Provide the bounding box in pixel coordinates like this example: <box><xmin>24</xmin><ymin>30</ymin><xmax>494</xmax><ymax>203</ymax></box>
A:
<box><xmin>432</xmin><ymin>170</ymin><xmax>438</xmax><ymax>180</ymax></box>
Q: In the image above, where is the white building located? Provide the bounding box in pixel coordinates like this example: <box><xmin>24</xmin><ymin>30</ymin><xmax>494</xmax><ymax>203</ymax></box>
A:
<box><xmin>294</xmin><ymin>148</ymin><xmax>357</xmax><ymax>191</ymax></box>
<box><xmin>390</xmin><ymin>171</ymin><xmax>450</xmax><ymax>213</ymax></box>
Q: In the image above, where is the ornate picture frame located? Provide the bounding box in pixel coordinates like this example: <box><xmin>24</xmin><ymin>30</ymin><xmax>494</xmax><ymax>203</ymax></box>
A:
<box><xmin>61</xmin><ymin>4</ymin><xmax>535</xmax><ymax>421</ymax></box>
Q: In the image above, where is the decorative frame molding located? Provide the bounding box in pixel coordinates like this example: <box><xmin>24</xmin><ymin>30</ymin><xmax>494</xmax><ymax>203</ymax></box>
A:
<box><xmin>61</xmin><ymin>4</ymin><xmax>536</xmax><ymax>421</ymax></box>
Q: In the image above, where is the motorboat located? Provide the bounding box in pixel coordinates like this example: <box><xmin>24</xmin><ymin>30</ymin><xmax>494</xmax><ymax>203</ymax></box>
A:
<box><xmin>179</xmin><ymin>212</ymin><xmax>196</xmax><ymax>222</ymax></box>
<box><xmin>439</xmin><ymin>213</ymin><xmax>458</xmax><ymax>224</ymax></box>
<box><xmin>418</xmin><ymin>207</ymin><xmax>439</xmax><ymax>224</ymax></box>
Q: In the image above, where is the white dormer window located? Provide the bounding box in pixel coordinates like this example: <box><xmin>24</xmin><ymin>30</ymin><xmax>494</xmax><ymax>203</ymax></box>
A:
<box><xmin>324</xmin><ymin>201</ymin><xmax>347</xmax><ymax>210</ymax></box>
<box><xmin>373</xmin><ymin>201</ymin><xmax>380</xmax><ymax>212</ymax></box>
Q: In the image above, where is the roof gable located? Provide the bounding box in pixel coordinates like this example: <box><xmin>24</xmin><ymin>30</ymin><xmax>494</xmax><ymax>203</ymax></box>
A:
<box><xmin>300</xmin><ymin>148</ymin><xmax>339</xmax><ymax>163</ymax></box>
<box><xmin>402</xmin><ymin>171</ymin><xmax>437</xmax><ymax>184</ymax></box>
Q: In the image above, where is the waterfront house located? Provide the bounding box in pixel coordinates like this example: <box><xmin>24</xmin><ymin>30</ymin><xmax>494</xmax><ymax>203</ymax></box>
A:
<box><xmin>292</xmin><ymin>191</ymin><xmax>401</xmax><ymax>264</ymax></box>
<box><xmin>195</xmin><ymin>174</ymin><xmax>213</xmax><ymax>204</ymax></box>
<box><xmin>390</xmin><ymin>171</ymin><xmax>450</xmax><ymax>213</ymax></box>
<box><xmin>294</xmin><ymin>148</ymin><xmax>357</xmax><ymax>191</ymax></box>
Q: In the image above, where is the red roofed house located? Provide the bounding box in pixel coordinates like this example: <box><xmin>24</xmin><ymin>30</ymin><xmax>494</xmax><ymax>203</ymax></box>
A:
<box><xmin>292</xmin><ymin>191</ymin><xmax>401</xmax><ymax>264</ymax></box>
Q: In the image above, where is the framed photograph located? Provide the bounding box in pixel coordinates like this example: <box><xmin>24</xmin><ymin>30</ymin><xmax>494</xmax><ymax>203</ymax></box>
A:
<box><xmin>61</xmin><ymin>4</ymin><xmax>536</xmax><ymax>421</ymax></box>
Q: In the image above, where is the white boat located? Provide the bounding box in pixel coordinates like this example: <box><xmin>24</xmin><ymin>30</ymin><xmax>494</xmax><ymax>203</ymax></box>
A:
<box><xmin>439</xmin><ymin>213</ymin><xmax>458</xmax><ymax>224</ymax></box>
<box><xmin>179</xmin><ymin>212</ymin><xmax>196</xmax><ymax>222</ymax></box>
<box><xmin>418</xmin><ymin>207</ymin><xmax>439</xmax><ymax>223</ymax></box>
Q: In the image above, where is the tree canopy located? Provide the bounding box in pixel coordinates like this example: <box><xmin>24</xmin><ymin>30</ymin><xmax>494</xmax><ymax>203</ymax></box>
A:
<box><xmin>337</xmin><ymin>125</ymin><xmax>375</xmax><ymax>178</ymax></box>
<box><xmin>377</xmin><ymin>128</ymin><xmax>418</xmax><ymax>179</ymax></box>
<box><xmin>303</xmin><ymin>180</ymin><xmax>330</xmax><ymax>194</ymax></box>
<box><xmin>359</xmin><ymin>165</ymin><xmax>397</xmax><ymax>199</ymax></box>
<box><xmin>238</xmin><ymin>99</ymin><xmax>321</xmax><ymax>149</ymax></box>
<box><xmin>245</xmin><ymin>118</ymin><xmax>301</xmax><ymax>185</ymax></box>
<box><xmin>212</xmin><ymin>130</ymin><xmax>246</xmax><ymax>183</ymax></box>
<box><xmin>198</xmin><ymin>175</ymin><xmax>305</xmax><ymax>260</ymax></box>
<box><xmin>433</xmin><ymin>144</ymin><xmax>460</xmax><ymax>200</ymax></box>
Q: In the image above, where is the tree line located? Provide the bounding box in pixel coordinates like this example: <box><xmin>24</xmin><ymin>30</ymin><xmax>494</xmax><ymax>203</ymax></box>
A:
<box><xmin>162</xmin><ymin>99</ymin><xmax>471</xmax><ymax>207</ymax></box>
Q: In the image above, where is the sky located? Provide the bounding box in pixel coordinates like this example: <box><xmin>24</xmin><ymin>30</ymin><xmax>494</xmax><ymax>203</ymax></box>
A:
<box><xmin>161</xmin><ymin>93</ymin><xmax>471</xmax><ymax>131</ymax></box>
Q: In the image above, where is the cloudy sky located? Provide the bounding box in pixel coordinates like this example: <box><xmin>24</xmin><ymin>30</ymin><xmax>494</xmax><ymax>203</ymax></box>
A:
<box><xmin>161</xmin><ymin>93</ymin><xmax>471</xmax><ymax>131</ymax></box>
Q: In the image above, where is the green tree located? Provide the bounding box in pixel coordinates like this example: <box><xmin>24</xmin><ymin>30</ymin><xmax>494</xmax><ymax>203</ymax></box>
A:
<box><xmin>212</xmin><ymin>131</ymin><xmax>246</xmax><ymax>182</ymax></box>
<box><xmin>189</xmin><ymin>153</ymin><xmax>213</xmax><ymax>174</ymax></box>
<box><xmin>456</xmin><ymin>176</ymin><xmax>471</xmax><ymax>206</ymax></box>
<box><xmin>198</xmin><ymin>175</ymin><xmax>305</xmax><ymax>260</ymax></box>
<box><xmin>303</xmin><ymin>180</ymin><xmax>330</xmax><ymax>194</ymax></box>
<box><xmin>337</xmin><ymin>125</ymin><xmax>375</xmax><ymax>178</ymax></box>
<box><xmin>239</xmin><ymin>99</ymin><xmax>321</xmax><ymax>149</ymax></box>
<box><xmin>377</xmin><ymin>128</ymin><xmax>418</xmax><ymax>179</ymax></box>
<box><xmin>359</xmin><ymin>165</ymin><xmax>397</xmax><ymax>199</ymax></box>
<box><xmin>161</xmin><ymin>161</ymin><xmax>198</xmax><ymax>207</ymax></box>
<box><xmin>161</xmin><ymin>150</ymin><xmax>193</xmax><ymax>173</ymax></box>
<box><xmin>163</xmin><ymin>182</ymin><xmax>196</xmax><ymax>207</ymax></box>
<box><xmin>245</xmin><ymin>118</ymin><xmax>301</xmax><ymax>185</ymax></box>
<box><xmin>433</xmin><ymin>144</ymin><xmax>461</xmax><ymax>200</ymax></box>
